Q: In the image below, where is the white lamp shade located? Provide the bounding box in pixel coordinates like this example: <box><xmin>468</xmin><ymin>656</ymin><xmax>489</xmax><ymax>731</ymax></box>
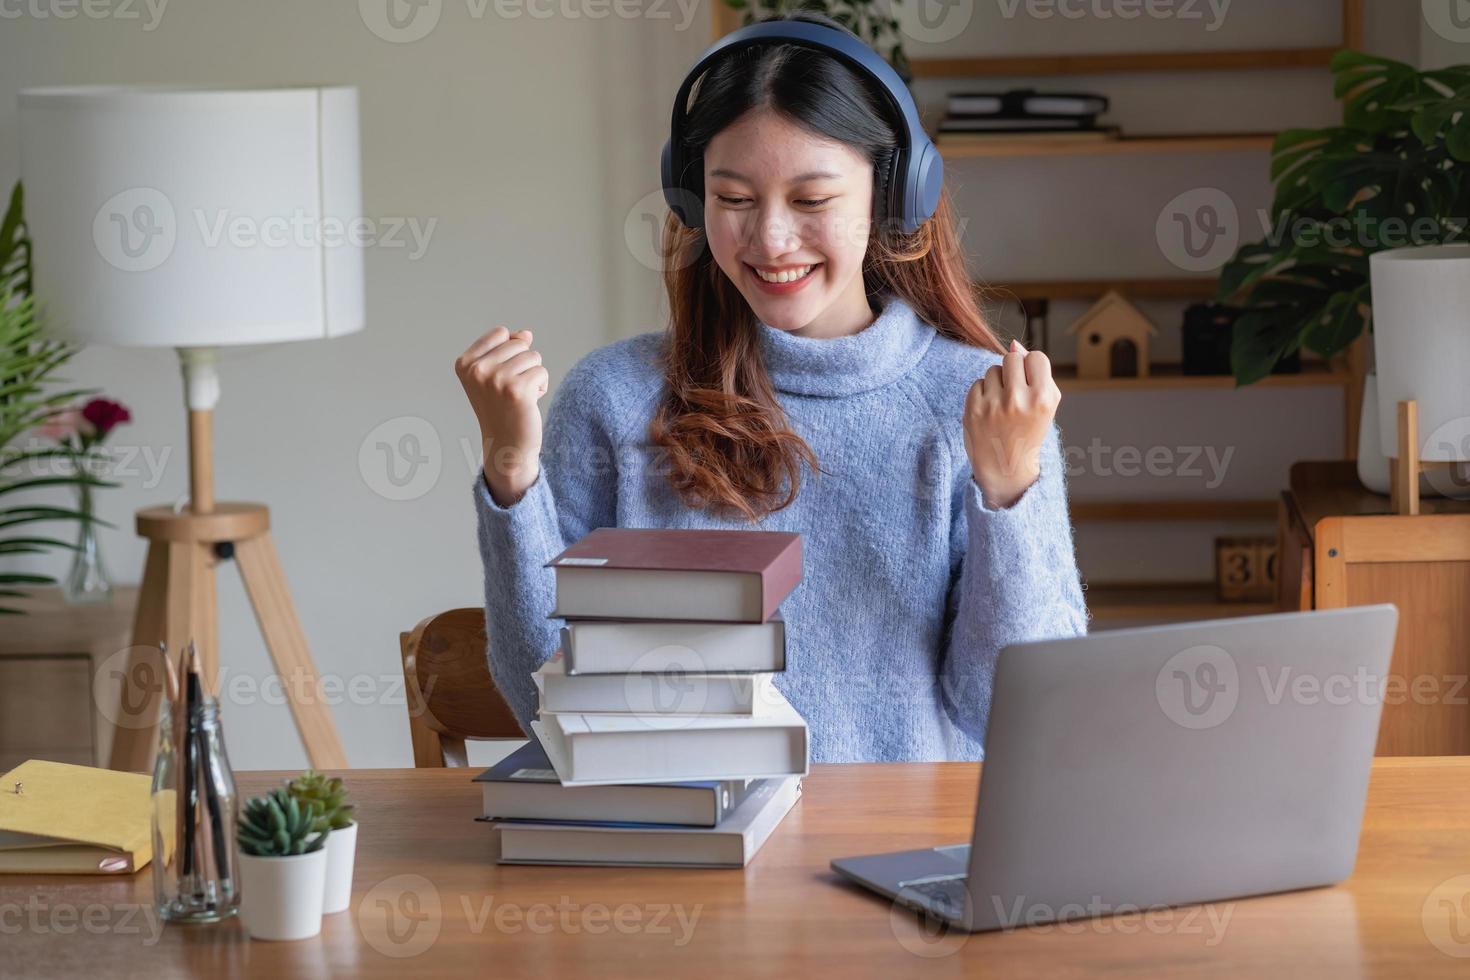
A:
<box><xmin>18</xmin><ymin>85</ymin><xmax>365</xmax><ymax>348</ymax></box>
<box><xmin>1370</xmin><ymin>244</ymin><xmax>1470</xmax><ymax>462</ymax></box>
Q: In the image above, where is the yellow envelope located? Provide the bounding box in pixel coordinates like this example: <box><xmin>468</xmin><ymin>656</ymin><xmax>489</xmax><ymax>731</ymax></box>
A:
<box><xmin>0</xmin><ymin>760</ymin><xmax>165</xmax><ymax>874</ymax></box>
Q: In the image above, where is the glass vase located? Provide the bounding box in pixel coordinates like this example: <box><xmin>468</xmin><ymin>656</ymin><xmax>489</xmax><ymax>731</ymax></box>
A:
<box><xmin>62</xmin><ymin>461</ymin><xmax>112</xmax><ymax>604</ymax></box>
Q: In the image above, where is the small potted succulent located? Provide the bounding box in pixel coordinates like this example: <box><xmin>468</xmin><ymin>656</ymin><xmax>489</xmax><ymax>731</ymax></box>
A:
<box><xmin>287</xmin><ymin>771</ymin><xmax>357</xmax><ymax>914</ymax></box>
<box><xmin>235</xmin><ymin>788</ymin><xmax>330</xmax><ymax>941</ymax></box>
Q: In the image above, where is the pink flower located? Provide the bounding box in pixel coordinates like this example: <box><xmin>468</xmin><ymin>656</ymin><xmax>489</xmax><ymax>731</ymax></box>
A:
<box><xmin>81</xmin><ymin>398</ymin><xmax>132</xmax><ymax>440</ymax></box>
<box><xmin>34</xmin><ymin>406</ymin><xmax>86</xmax><ymax>443</ymax></box>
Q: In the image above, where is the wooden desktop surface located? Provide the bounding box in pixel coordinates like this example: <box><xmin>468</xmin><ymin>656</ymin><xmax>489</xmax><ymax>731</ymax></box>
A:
<box><xmin>3</xmin><ymin>759</ymin><xmax>1470</xmax><ymax>978</ymax></box>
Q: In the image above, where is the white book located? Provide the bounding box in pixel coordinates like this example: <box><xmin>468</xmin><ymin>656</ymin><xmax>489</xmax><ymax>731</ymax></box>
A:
<box><xmin>560</xmin><ymin>617</ymin><xmax>786</xmax><ymax>675</ymax></box>
<box><xmin>534</xmin><ymin>654</ymin><xmax>776</xmax><ymax>716</ymax></box>
<box><xmin>493</xmin><ymin>777</ymin><xmax>801</xmax><ymax>868</ymax></box>
<box><xmin>532</xmin><ymin>689</ymin><xmax>809</xmax><ymax>786</ymax></box>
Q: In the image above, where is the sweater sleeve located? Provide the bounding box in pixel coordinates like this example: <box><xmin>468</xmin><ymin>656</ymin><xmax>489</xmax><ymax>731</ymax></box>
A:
<box><xmin>471</xmin><ymin>357</ymin><xmax>619</xmax><ymax>733</ymax></box>
<box><xmin>938</xmin><ymin>419</ymin><xmax>1091</xmax><ymax>750</ymax></box>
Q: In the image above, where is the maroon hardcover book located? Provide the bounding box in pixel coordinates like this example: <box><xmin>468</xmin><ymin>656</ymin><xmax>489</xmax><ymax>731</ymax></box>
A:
<box><xmin>546</xmin><ymin>527</ymin><xmax>802</xmax><ymax>623</ymax></box>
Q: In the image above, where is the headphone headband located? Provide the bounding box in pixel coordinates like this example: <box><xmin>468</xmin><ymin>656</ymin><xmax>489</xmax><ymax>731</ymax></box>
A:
<box><xmin>660</xmin><ymin>20</ymin><xmax>943</xmax><ymax>236</ymax></box>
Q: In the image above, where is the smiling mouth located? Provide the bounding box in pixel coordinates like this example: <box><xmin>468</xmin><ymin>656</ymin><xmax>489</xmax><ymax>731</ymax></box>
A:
<box><xmin>746</xmin><ymin>262</ymin><xmax>822</xmax><ymax>284</ymax></box>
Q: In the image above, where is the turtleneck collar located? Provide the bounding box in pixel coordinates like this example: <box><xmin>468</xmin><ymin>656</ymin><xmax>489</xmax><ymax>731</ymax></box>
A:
<box><xmin>755</xmin><ymin>293</ymin><xmax>936</xmax><ymax>397</ymax></box>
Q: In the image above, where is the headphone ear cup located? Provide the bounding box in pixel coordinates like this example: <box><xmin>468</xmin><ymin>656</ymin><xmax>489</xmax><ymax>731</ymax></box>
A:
<box><xmin>913</xmin><ymin>142</ymin><xmax>943</xmax><ymax>230</ymax></box>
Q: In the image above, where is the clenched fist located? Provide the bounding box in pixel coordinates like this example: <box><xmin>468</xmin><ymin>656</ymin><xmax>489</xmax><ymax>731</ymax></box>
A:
<box><xmin>455</xmin><ymin>326</ymin><xmax>549</xmax><ymax>507</ymax></box>
<box><xmin>963</xmin><ymin>339</ymin><xmax>1062</xmax><ymax>510</ymax></box>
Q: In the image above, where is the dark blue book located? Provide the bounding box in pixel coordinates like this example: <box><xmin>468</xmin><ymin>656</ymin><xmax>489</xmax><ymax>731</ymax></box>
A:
<box><xmin>472</xmin><ymin>739</ymin><xmax>761</xmax><ymax>828</ymax></box>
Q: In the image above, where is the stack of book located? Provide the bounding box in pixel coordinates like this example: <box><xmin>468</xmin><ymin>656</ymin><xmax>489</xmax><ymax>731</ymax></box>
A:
<box><xmin>936</xmin><ymin>88</ymin><xmax>1116</xmax><ymax>145</ymax></box>
<box><xmin>477</xmin><ymin>527</ymin><xmax>808</xmax><ymax>868</ymax></box>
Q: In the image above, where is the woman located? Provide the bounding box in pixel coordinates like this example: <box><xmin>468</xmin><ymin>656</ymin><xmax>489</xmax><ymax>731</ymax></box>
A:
<box><xmin>456</xmin><ymin>14</ymin><xmax>1089</xmax><ymax>762</ymax></box>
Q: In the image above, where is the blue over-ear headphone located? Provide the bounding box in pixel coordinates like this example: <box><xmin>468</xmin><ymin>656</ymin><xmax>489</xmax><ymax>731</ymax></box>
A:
<box><xmin>660</xmin><ymin>18</ymin><xmax>944</xmax><ymax>235</ymax></box>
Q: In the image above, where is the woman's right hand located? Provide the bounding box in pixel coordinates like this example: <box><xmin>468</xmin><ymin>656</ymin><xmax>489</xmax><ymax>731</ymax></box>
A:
<box><xmin>455</xmin><ymin>326</ymin><xmax>549</xmax><ymax>507</ymax></box>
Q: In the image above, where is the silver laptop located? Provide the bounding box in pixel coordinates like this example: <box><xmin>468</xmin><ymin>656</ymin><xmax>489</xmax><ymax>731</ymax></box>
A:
<box><xmin>831</xmin><ymin>604</ymin><xmax>1399</xmax><ymax>932</ymax></box>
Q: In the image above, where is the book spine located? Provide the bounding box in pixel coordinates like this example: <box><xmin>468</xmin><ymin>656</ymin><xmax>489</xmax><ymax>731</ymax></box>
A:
<box><xmin>760</xmin><ymin>536</ymin><xmax>803</xmax><ymax>622</ymax></box>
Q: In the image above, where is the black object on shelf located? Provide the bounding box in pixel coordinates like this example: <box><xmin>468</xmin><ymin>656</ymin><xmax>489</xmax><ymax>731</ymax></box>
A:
<box><xmin>1182</xmin><ymin>303</ymin><xmax>1301</xmax><ymax>376</ymax></box>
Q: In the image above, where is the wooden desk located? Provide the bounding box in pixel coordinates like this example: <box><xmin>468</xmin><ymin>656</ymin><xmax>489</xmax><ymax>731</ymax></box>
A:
<box><xmin>3</xmin><ymin>761</ymin><xmax>1470</xmax><ymax>978</ymax></box>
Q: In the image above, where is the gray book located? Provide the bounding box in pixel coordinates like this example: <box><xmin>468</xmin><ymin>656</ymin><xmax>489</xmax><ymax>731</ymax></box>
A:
<box><xmin>561</xmin><ymin>614</ymin><xmax>786</xmax><ymax>675</ymax></box>
<box><xmin>492</xmin><ymin>777</ymin><xmax>801</xmax><ymax>868</ymax></box>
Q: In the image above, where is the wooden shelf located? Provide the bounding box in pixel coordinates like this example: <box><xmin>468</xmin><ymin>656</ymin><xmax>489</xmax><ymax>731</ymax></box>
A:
<box><xmin>938</xmin><ymin>133</ymin><xmax>1275</xmax><ymax>159</ymax></box>
<box><xmin>1054</xmin><ymin>361</ymin><xmax>1350</xmax><ymax>392</ymax></box>
<box><xmin>1072</xmin><ymin>500</ymin><xmax>1277</xmax><ymax>523</ymax></box>
<box><xmin>912</xmin><ymin>48</ymin><xmax>1339</xmax><ymax>79</ymax></box>
<box><xmin>984</xmin><ymin>278</ymin><xmax>1218</xmax><ymax>302</ymax></box>
<box><xmin>1085</xmin><ymin>581</ymin><xmax>1276</xmax><ymax>622</ymax></box>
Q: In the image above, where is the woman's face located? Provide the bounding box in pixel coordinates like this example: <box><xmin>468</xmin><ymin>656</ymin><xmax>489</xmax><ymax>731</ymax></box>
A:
<box><xmin>703</xmin><ymin>108</ymin><xmax>876</xmax><ymax>339</ymax></box>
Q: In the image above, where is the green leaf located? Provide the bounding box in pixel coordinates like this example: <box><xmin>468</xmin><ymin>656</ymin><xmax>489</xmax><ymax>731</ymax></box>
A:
<box><xmin>1301</xmin><ymin>287</ymin><xmax>1368</xmax><ymax>356</ymax></box>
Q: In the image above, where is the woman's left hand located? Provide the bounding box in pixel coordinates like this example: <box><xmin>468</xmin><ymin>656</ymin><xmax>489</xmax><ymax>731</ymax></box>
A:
<box><xmin>962</xmin><ymin>339</ymin><xmax>1062</xmax><ymax>509</ymax></box>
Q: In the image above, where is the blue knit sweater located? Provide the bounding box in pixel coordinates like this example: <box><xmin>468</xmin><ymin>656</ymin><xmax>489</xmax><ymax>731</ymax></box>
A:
<box><xmin>472</xmin><ymin>293</ymin><xmax>1090</xmax><ymax>762</ymax></box>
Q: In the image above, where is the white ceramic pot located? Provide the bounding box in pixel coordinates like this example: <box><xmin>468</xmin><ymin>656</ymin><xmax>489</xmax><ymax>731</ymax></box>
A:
<box><xmin>322</xmin><ymin>821</ymin><xmax>357</xmax><ymax>914</ymax></box>
<box><xmin>1370</xmin><ymin>245</ymin><xmax>1470</xmax><ymax>464</ymax></box>
<box><xmin>238</xmin><ymin>849</ymin><xmax>327</xmax><ymax>941</ymax></box>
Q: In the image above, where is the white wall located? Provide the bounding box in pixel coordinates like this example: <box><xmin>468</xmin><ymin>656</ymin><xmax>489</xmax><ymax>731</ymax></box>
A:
<box><xmin>0</xmin><ymin>1</ymin><xmax>1438</xmax><ymax>768</ymax></box>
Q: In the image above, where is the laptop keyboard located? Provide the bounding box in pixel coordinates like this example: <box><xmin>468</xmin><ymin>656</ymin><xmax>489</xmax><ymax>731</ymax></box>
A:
<box><xmin>896</xmin><ymin>875</ymin><xmax>970</xmax><ymax>919</ymax></box>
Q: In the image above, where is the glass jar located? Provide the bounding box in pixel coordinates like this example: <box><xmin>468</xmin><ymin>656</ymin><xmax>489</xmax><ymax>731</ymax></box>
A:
<box><xmin>151</xmin><ymin>695</ymin><xmax>239</xmax><ymax>923</ymax></box>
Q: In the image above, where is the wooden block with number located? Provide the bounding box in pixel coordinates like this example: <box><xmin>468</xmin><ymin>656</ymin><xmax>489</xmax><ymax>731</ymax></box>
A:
<box><xmin>1215</xmin><ymin>536</ymin><xmax>1277</xmax><ymax>602</ymax></box>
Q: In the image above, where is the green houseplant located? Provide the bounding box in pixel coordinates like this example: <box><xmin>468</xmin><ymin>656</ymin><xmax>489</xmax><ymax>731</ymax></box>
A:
<box><xmin>1218</xmin><ymin>52</ymin><xmax>1470</xmax><ymax>386</ymax></box>
<box><xmin>236</xmin><ymin>787</ymin><xmax>331</xmax><ymax>941</ymax></box>
<box><xmin>0</xmin><ymin>181</ymin><xmax>110</xmax><ymax>614</ymax></box>
<box><xmin>287</xmin><ymin>771</ymin><xmax>358</xmax><ymax>915</ymax></box>
<box><xmin>722</xmin><ymin>0</ymin><xmax>912</xmax><ymax>82</ymax></box>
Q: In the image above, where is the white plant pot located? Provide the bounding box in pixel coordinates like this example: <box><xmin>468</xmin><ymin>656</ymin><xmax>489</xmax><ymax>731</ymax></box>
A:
<box><xmin>322</xmin><ymin>821</ymin><xmax>357</xmax><ymax>914</ymax></box>
<box><xmin>238</xmin><ymin>849</ymin><xmax>327</xmax><ymax>941</ymax></box>
<box><xmin>1370</xmin><ymin>245</ymin><xmax>1470</xmax><ymax>466</ymax></box>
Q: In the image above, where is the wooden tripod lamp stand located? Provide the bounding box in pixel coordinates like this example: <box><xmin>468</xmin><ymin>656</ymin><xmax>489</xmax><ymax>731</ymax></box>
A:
<box><xmin>18</xmin><ymin>85</ymin><xmax>365</xmax><ymax>772</ymax></box>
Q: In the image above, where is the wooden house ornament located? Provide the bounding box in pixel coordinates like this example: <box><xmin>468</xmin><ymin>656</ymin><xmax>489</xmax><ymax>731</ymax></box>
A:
<box><xmin>1068</xmin><ymin>290</ymin><xmax>1158</xmax><ymax>380</ymax></box>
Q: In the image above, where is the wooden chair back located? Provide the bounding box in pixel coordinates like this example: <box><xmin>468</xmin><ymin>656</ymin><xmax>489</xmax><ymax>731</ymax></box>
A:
<box><xmin>398</xmin><ymin>608</ymin><xmax>522</xmax><ymax>767</ymax></box>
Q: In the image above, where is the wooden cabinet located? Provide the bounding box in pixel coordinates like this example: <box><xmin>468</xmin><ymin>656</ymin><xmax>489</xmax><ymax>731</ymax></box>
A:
<box><xmin>1278</xmin><ymin>462</ymin><xmax>1470</xmax><ymax>756</ymax></box>
<box><xmin>0</xmin><ymin>587</ymin><xmax>136</xmax><ymax>772</ymax></box>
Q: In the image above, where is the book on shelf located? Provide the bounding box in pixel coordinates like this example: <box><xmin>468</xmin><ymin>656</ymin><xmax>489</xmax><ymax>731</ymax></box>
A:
<box><xmin>473</xmin><ymin>739</ymin><xmax>762</xmax><ymax>827</ymax></box>
<box><xmin>559</xmin><ymin>614</ymin><xmax>786</xmax><ymax>675</ymax></box>
<box><xmin>938</xmin><ymin>126</ymin><xmax>1121</xmax><ymax>144</ymax></box>
<box><xmin>946</xmin><ymin>89</ymin><xmax>1110</xmax><ymax>118</ymax></box>
<box><xmin>547</xmin><ymin>527</ymin><xmax>801</xmax><ymax>623</ymax></box>
<box><xmin>535</xmin><ymin>653</ymin><xmax>777</xmax><ymax>717</ymax></box>
<box><xmin>939</xmin><ymin>116</ymin><xmax>1097</xmax><ymax>132</ymax></box>
<box><xmin>490</xmin><ymin>776</ymin><xmax>801</xmax><ymax>868</ymax></box>
<box><xmin>532</xmin><ymin>686</ymin><xmax>809</xmax><ymax>786</ymax></box>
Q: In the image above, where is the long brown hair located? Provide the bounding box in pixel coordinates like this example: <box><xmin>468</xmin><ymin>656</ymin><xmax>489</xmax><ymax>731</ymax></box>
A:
<box><xmin>650</xmin><ymin>15</ymin><xmax>1005</xmax><ymax>523</ymax></box>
